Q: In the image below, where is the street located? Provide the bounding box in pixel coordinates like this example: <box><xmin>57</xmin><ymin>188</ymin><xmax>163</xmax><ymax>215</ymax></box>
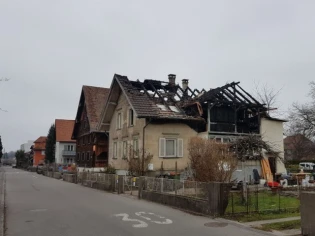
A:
<box><xmin>4</xmin><ymin>167</ymin><xmax>271</xmax><ymax>236</ymax></box>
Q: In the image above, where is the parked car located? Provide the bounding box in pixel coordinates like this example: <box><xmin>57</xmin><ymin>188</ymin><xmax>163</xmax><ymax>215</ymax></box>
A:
<box><xmin>299</xmin><ymin>162</ymin><xmax>315</xmax><ymax>171</ymax></box>
<box><xmin>12</xmin><ymin>164</ymin><xmax>17</xmax><ymax>168</ymax></box>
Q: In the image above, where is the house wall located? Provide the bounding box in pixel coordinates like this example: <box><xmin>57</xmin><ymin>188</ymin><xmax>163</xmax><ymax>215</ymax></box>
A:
<box><xmin>20</xmin><ymin>140</ymin><xmax>34</xmax><ymax>152</ymax></box>
<box><xmin>260</xmin><ymin>118</ymin><xmax>286</xmax><ymax>174</ymax></box>
<box><xmin>108</xmin><ymin>92</ymin><xmax>145</xmax><ymax>173</ymax></box>
<box><xmin>145</xmin><ymin>123</ymin><xmax>197</xmax><ymax>173</ymax></box>
<box><xmin>108</xmin><ymin>92</ymin><xmax>197</xmax><ymax>175</ymax></box>
<box><xmin>55</xmin><ymin>142</ymin><xmax>76</xmax><ymax>164</ymax></box>
<box><xmin>33</xmin><ymin>150</ymin><xmax>45</xmax><ymax>166</ymax></box>
<box><xmin>231</xmin><ymin>160</ymin><xmax>262</xmax><ymax>183</ymax></box>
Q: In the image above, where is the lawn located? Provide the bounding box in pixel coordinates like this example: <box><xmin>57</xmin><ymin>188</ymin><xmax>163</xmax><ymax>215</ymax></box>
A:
<box><xmin>225</xmin><ymin>190</ymin><xmax>300</xmax><ymax>214</ymax></box>
<box><xmin>255</xmin><ymin>220</ymin><xmax>301</xmax><ymax>232</ymax></box>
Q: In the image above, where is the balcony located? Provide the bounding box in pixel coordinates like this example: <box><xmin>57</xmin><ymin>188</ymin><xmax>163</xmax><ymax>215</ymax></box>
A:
<box><xmin>62</xmin><ymin>150</ymin><xmax>76</xmax><ymax>156</ymax></box>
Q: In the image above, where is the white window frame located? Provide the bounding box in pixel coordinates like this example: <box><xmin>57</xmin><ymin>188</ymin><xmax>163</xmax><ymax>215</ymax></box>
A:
<box><xmin>117</xmin><ymin>113</ymin><xmax>122</xmax><ymax>129</ymax></box>
<box><xmin>81</xmin><ymin>153</ymin><xmax>85</xmax><ymax>161</ymax></box>
<box><xmin>159</xmin><ymin>138</ymin><xmax>183</xmax><ymax>158</ymax></box>
<box><xmin>113</xmin><ymin>142</ymin><xmax>118</xmax><ymax>159</ymax></box>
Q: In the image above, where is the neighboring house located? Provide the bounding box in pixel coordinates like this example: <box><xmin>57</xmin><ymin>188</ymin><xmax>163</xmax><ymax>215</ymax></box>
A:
<box><xmin>55</xmin><ymin>119</ymin><xmax>76</xmax><ymax>165</ymax></box>
<box><xmin>72</xmin><ymin>85</ymin><xmax>110</xmax><ymax>168</ymax></box>
<box><xmin>20</xmin><ymin>140</ymin><xmax>35</xmax><ymax>152</ymax></box>
<box><xmin>33</xmin><ymin>136</ymin><xmax>47</xmax><ymax>166</ymax></box>
<box><xmin>284</xmin><ymin>134</ymin><xmax>315</xmax><ymax>161</ymax></box>
<box><xmin>98</xmin><ymin>74</ymin><xmax>287</xmax><ymax>178</ymax></box>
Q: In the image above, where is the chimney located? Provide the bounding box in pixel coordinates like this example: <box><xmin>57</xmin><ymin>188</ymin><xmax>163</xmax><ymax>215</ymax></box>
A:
<box><xmin>168</xmin><ymin>74</ymin><xmax>176</xmax><ymax>86</ymax></box>
<box><xmin>182</xmin><ymin>79</ymin><xmax>189</xmax><ymax>91</ymax></box>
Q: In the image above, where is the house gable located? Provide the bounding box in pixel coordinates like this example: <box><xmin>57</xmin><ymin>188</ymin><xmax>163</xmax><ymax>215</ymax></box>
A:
<box><xmin>72</xmin><ymin>85</ymin><xmax>109</xmax><ymax>139</ymax></box>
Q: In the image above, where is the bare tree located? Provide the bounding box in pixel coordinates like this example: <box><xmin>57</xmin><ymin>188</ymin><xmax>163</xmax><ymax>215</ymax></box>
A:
<box><xmin>288</xmin><ymin>82</ymin><xmax>315</xmax><ymax>138</ymax></box>
<box><xmin>188</xmin><ymin>137</ymin><xmax>238</xmax><ymax>182</ymax></box>
<box><xmin>254</xmin><ymin>82</ymin><xmax>283</xmax><ymax>115</ymax></box>
<box><xmin>127</xmin><ymin>145</ymin><xmax>153</xmax><ymax>176</ymax></box>
<box><xmin>284</xmin><ymin>134</ymin><xmax>315</xmax><ymax>161</ymax></box>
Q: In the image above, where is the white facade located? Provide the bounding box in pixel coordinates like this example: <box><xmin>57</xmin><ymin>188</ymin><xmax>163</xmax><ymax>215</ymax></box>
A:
<box><xmin>20</xmin><ymin>140</ymin><xmax>34</xmax><ymax>152</ymax></box>
<box><xmin>260</xmin><ymin>118</ymin><xmax>287</xmax><ymax>174</ymax></box>
<box><xmin>55</xmin><ymin>142</ymin><xmax>76</xmax><ymax>165</ymax></box>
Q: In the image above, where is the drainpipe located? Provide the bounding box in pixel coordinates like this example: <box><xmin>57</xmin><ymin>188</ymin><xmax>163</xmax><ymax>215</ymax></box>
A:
<box><xmin>142</xmin><ymin>118</ymin><xmax>152</xmax><ymax>176</ymax></box>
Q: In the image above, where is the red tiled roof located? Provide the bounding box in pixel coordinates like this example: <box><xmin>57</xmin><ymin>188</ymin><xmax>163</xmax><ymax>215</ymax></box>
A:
<box><xmin>55</xmin><ymin>119</ymin><xmax>75</xmax><ymax>142</ymax></box>
<box><xmin>34</xmin><ymin>136</ymin><xmax>47</xmax><ymax>150</ymax></box>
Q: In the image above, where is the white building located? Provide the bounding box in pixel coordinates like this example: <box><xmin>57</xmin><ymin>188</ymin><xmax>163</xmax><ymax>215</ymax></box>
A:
<box><xmin>55</xmin><ymin>119</ymin><xmax>76</xmax><ymax>165</ymax></box>
<box><xmin>20</xmin><ymin>140</ymin><xmax>34</xmax><ymax>152</ymax></box>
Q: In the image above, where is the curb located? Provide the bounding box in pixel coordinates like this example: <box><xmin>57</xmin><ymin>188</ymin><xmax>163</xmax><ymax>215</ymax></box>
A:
<box><xmin>0</xmin><ymin>170</ymin><xmax>6</xmax><ymax>236</ymax></box>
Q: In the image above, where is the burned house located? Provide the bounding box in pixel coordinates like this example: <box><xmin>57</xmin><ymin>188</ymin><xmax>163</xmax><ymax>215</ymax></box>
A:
<box><xmin>97</xmin><ymin>73</ymin><xmax>286</xmax><ymax>177</ymax></box>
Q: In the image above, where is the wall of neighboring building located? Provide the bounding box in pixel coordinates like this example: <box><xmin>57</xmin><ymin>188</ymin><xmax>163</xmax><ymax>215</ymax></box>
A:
<box><xmin>55</xmin><ymin>142</ymin><xmax>76</xmax><ymax>164</ymax></box>
<box><xmin>20</xmin><ymin>140</ymin><xmax>34</xmax><ymax>152</ymax></box>
<box><xmin>33</xmin><ymin>150</ymin><xmax>45</xmax><ymax>166</ymax></box>
<box><xmin>260</xmin><ymin>118</ymin><xmax>286</xmax><ymax>174</ymax></box>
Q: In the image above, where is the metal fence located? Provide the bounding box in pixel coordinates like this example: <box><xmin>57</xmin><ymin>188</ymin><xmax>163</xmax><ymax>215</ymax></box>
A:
<box><xmin>144</xmin><ymin>177</ymin><xmax>209</xmax><ymax>200</ymax></box>
<box><xmin>225</xmin><ymin>185</ymin><xmax>300</xmax><ymax>215</ymax></box>
<box><xmin>123</xmin><ymin>176</ymin><xmax>139</xmax><ymax>195</ymax></box>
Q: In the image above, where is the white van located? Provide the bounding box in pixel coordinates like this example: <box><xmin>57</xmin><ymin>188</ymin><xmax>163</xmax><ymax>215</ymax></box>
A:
<box><xmin>299</xmin><ymin>162</ymin><xmax>315</xmax><ymax>171</ymax></box>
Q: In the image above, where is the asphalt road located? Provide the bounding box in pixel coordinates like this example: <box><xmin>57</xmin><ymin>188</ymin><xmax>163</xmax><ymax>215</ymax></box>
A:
<box><xmin>4</xmin><ymin>167</ymin><xmax>271</xmax><ymax>236</ymax></box>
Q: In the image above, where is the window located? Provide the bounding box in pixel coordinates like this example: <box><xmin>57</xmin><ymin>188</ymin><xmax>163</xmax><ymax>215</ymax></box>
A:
<box><xmin>41</xmin><ymin>150</ymin><xmax>45</xmax><ymax>155</ymax></box>
<box><xmin>159</xmin><ymin>138</ymin><xmax>183</xmax><ymax>158</ymax></box>
<box><xmin>118</xmin><ymin>141</ymin><xmax>122</xmax><ymax>158</ymax></box>
<box><xmin>65</xmin><ymin>145</ymin><xmax>74</xmax><ymax>151</ymax></box>
<box><xmin>77</xmin><ymin>153</ymin><xmax>80</xmax><ymax>161</ymax></box>
<box><xmin>82</xmin><ymin>153</ymin><xmax>85</xmax><ymax>161</ymax></box>
<box><xmin>123</xmin><ymin>141</ymin><xmax>128</xmax><ymax>159</ymax></box>
<box><xmin>113</xmin><ymin>142</ymin><xmax>117</xmax><ymax>159</ymax></box>
<box><xmin>86</xmin><ymin>152</ymin><xmax>90</xmax><ymax>161</ymax></box>
<box><xmin>133</xmin><ymin>139</ymin><xmax>139</xmax><ymax>158</ymax></box>
<box><xmin>117</xmin><ymin>113</ymin><xmax>122</xmax><ymax>129</ymax></box>
<box><xmin>166</xmin><ymin>139</ymin><xmax>176</xmax><ymax>156</ymax></box>
<box><xmin>129</xmin><ymin>109</ymin><xmax>134</xmax><ymax>126</ymax></box>
<box><xmin>89</xmin><ymin>135</ymin><xmax>92</xmax><ymax>144</ymax></box>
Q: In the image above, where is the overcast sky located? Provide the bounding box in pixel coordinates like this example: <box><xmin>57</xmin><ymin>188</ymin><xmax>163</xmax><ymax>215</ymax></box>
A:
<box><xmin>1</xmin><ymin>0</ymin><xmax>315</xmax><ymax>151</ymax></box>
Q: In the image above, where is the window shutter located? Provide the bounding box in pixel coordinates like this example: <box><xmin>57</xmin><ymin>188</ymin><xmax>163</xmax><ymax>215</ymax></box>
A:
<box><xmin>177</xmin><ymin>139</ymin><xmax>183</xmax><ymax>157</ymax></box>
<box><xmin>159</xmin><ymin>138</ymin><xmax>166</xmax><ymax>157</ymax></box>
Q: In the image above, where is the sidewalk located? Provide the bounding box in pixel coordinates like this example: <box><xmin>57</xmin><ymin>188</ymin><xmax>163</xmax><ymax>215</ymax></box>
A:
<box><xmin>244</xmin><ymin>217</ymin><xmax>301</xmax><ymax>236</ymax></box>
<box><xmin>0</xmin><ymin>168</ymin><xmax>5</xmax><ymax>236</ymax></box>
<box><xmin>244</xmin><ymin>216</ymin><xmax>301</xmax><ymax>227</ymax></box>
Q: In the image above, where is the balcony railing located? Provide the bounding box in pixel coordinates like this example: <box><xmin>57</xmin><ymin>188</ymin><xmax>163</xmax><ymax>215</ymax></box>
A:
<box><xmin>62</xmin><ymin>150</ymin><xmax>76</xmax><ymax>156</ymax></box>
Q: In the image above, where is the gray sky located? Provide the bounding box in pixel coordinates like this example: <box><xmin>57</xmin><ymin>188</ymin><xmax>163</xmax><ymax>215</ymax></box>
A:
<box><xmin>1</xmin><ymin>0</ymin><xmax>315</xmax><ymax>151</ymax></box>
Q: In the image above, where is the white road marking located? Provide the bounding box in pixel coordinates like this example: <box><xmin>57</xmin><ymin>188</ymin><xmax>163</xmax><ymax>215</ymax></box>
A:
<box><xmin>32</xmin><ymin>176</ymin><xmax>38</xmax><ymax>178</ymax></box>
<box><xmin>30</xmin><ymin>209</ymin><xmax>47</xmax><ymax>212</ymax></box>
<box><xmin>135</xmin><ymin>212</ymin><xmax>172</xmax><ymax>225</ymax></box>
<box><xmin>115</xmin><ymin>213</ymin><xmax>148</xmax><ymax>228</ymax></box>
